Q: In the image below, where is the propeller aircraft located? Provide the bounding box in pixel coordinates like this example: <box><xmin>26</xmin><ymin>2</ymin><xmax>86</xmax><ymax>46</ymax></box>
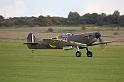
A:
<box><xmin>24</xmin><ymin>32</ymin><xmax>111</xmax><ymax>57</ymax></box>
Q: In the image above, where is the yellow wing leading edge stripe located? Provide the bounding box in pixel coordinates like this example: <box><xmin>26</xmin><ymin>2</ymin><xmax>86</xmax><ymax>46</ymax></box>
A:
<box><xmin>49</xmin><ymin>44</ymin><xmax>57</xmax><ymax>48</ymax></box>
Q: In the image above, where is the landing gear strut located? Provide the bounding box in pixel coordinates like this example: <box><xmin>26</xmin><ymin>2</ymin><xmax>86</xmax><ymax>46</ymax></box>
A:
<box><xmin>86</xmin><ymin>47</ymin><xmax>92</xmax><ymax>57</ymax></box>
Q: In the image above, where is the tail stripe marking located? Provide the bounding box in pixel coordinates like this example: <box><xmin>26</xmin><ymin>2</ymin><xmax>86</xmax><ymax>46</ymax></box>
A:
<box><xmin>32</xmin><ymin>34</ymin><xmax>35</xmax><ymax>43</ymax></box>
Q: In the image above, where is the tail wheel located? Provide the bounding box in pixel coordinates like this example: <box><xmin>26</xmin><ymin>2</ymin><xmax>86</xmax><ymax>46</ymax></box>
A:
<box><xmin>76</xmin><ymin>51</ymin><xmax>81</xmax><ymax>57</ymax></box>
<box><xmin>87</xmin><ymin>51</ymin><xmax>92</xmax><ymax>57</ymax></box>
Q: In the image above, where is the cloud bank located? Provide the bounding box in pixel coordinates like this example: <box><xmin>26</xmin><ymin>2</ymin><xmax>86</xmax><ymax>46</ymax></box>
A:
<box><xmin>0</xmin><ymin>0</ymin><xmax>124</xmax><ymax>17</ymax></box>
<box><xmin>0</xmin><ymin>0</ymin><xmax>26</xmax><ymax>17</ymax></box>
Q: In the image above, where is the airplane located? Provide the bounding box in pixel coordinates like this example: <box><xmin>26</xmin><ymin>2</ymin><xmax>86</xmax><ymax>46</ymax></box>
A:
<box><xmin>24</xmin><ymin>32</ymin><xmax>112</xmax><ymax>57</ymax></box>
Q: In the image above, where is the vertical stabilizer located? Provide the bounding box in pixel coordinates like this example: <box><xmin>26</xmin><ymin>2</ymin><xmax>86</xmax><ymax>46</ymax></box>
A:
<box><xmin>27</xmin><ymin>32</ymin><xmax>35</xmax><ymax>43</ymax></box>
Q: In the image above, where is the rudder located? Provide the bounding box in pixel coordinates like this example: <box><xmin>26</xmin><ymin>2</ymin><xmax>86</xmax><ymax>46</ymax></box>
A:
<box><xmin>27</xmin><ymin>32</ymin><xmax>36</xmax><ymax>43</ymax></box>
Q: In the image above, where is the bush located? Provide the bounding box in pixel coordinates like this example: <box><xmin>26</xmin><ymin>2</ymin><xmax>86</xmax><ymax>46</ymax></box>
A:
<box><xmin>47</xmin><ymin>28</ymin><xmax>54</xmax><ymax>32</ymax></box>
<box><xmin>81</xmin><ymin>26</ymin><xmax>86</xmax><ymax>30</ymax></box>
<box><xmin>113</xmin><ymin>32</ymin><xmax>119</xmax><ymax>35</ymax></box>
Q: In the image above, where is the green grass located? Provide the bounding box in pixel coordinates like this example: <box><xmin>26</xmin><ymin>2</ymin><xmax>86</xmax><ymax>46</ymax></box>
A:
<box><xmin>0</xmin><ymin>41</ymin><xmax>124</xmax><ymax>82</ymax></box>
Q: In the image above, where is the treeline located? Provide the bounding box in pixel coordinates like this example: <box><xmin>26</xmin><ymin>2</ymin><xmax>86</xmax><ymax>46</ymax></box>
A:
<box><xmin>0</xmin><ymin>10</ymin><xmax>124</xmax><ymax>27</ymax></box>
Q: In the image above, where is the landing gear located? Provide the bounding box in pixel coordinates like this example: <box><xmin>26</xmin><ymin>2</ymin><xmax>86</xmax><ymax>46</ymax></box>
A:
<box><xmin>86</xmin><ymin>47</ymin><xmax>93</xmax><ymax>57</ymax></box>
<box><xmin>75</xmin><ymin>46</ymin><xmax>93</xmax><ymax>57</ymax></box>
<box><xmin>76</xmin><ymin>51</ymin><xmax>81</xmax><ymax>57</ymax></box>
<box><xmin>75</xmin><ymin>46</ymin><xmax>82</xmax><ymax>57</ymax></box>
<box><xmin>87</xmin><ymin>51</ymin><xmax>92</xmax><ymax>57</ymax></box>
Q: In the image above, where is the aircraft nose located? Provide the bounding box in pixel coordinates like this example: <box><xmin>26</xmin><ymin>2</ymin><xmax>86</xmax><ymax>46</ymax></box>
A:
<box><xmin>95</xmin><ymin>32</ymin><xmax>101</xmax><ymax>39</ymax></box>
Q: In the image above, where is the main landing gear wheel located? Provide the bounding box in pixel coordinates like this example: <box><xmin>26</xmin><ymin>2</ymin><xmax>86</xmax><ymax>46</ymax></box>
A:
<box><xmin>76</xmin><ymin>51</ymin><xmax>81</xmax><ymax>57</ymax></box>
<box><xmin>87</xmin><ymin>51</ymin><xmax>92</xmax><ymax>57</ymax></box>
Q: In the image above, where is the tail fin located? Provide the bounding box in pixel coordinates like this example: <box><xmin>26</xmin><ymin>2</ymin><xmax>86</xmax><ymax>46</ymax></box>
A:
<box><xmin>27</xmin><ymin>32</ymin><xmax>36</xmax><ymax>43</ymax></box>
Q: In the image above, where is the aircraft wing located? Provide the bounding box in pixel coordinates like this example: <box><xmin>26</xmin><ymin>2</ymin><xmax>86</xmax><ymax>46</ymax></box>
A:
<box><xmin>43</xmin><ymin>39</ymin><xmax>87</xmax><ymax>49</ymax></box>
<box><xmin>71</xmin><ymin>42</ymin><xmax>87</xmax><ymax>47</ymax></box>
<box><xmin>91</xmin><ymin>41</ymin><xmax>112</xmax><ymax>46</ymax></box>
<box><xmin>24</xmin><ymin>42</ymin><xmax>39</xmax><ymax>44</ymax></box>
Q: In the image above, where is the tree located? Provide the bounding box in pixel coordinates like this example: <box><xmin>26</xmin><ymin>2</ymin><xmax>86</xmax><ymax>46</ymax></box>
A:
<box><xmin>79</xmin><ymin>13</ymin><xmax>99</xmax><ymax>24</ymax></box>
<box><xmin>118</xmin><ymin>15</ymin><xmax>124</xmax><ymax>26</ymax></box>
<box><xmin>90</xmin><ymin>13</ymin><xmax>99</xmax><ymax>24</ymax></box>
<box><xmin>68</xmin><ymin>11</ymin><xmax>80</xmax><ymax>25</ymax></box>
<box><xmin>0</xmin><ymin>15</ymin><xmax>4</xmax><ymax>26</ymax></box>
<box><xmin>97</xmin><ymin>13</ymin><xmax>106</xmax><ymax>26</ymax></box>
<box><xmin>112</xmin><ymin>10</ymin><xmax>120</xmax><ymax>24</ymax></box>
<box><xmin>0</xmin><ymin>10</ymin><xmax>124</xmax><ymax>27</ymax></box>
<box><xmin>34</xmin><ymin>15</ymin><xmax>48</xmax><ymax>26</ymax></box>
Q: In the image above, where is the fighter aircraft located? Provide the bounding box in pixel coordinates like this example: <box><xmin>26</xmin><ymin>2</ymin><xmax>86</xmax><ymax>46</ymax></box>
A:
<box><xmin>24</xmin><ymin>32</ymin><xmax>111</xmax><ymax>57</ymax></box>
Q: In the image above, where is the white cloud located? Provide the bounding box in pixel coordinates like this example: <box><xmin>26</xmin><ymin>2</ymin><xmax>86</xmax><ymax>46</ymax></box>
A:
<box><xmin>1</xmin><ymin>0</ymin><xmax>124</xmax><ymax>17</ymax></box>
<box><xmin>5</xmin><ymin>0</ymin><xmax>26</xmax><ymax>17</ymax></box>
<box><xmin>84</xmin><ymin>0</ymin><xmax>124</xmax><ymax>15</ymax></box>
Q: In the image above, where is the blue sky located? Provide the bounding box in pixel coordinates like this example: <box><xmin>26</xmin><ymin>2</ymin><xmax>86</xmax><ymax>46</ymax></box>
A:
<box><xmin>0</xmin><ymin>0</ymin><xmax>124</xmax><ymax>18</ymax></box>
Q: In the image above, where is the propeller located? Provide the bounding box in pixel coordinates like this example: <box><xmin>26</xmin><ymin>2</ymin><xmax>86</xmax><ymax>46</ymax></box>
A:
<box><xmin>87</xmin><ymin>32</ymin><xmax>101</xmax><ymax>45</ymax></box>
<box><xmin>95</xmin><ymin>32</ymin><xmax>105</xmax><ymax>49</ymax></box>
<box><xmin>95</xmin><ymin>32</ymin><xmax>101</xmax><ymax>39</ymax></box>
<box><xmin>87</xmin><ymin>32</ymin><xmax>106</xmax><ymax>49</ymax></box>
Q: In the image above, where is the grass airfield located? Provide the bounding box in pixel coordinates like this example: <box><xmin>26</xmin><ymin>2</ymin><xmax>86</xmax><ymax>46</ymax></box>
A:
<box><xmin>0</xmin><ymin>27</ymin><xmax>124</xmax><ymax>82</ymax></box>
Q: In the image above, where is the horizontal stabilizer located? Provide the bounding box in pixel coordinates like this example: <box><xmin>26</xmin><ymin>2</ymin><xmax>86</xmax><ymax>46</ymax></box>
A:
<box><xmin>24</xmin><ymin>42</ymin><xmax>39</xmax><ymax>44</ymax></box>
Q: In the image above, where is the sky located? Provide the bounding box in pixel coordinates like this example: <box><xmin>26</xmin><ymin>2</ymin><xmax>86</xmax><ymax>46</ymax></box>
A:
<box><xmin>0</xmin><ymin>0</ymin><xmax>124</xmax><ymax>18</ymax></box>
